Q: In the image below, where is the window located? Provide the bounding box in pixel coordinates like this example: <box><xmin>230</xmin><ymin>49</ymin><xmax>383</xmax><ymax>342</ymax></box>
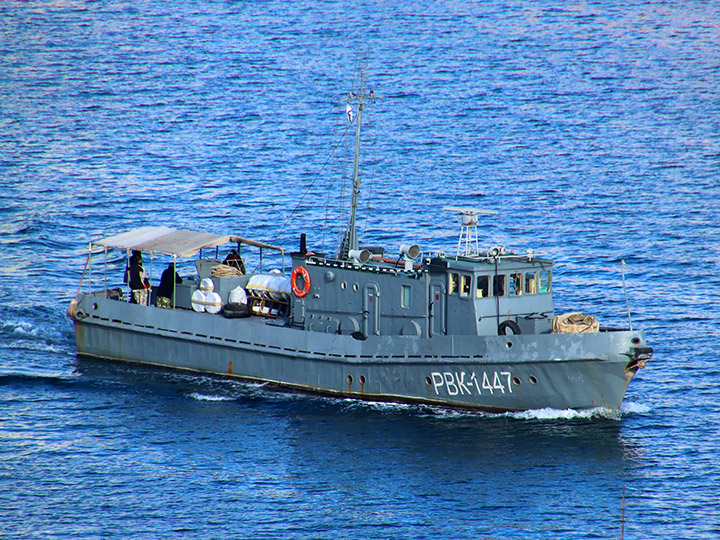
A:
<box><xmin>493</xmin><ymin>274</ymin><xmax>506</xmax><ymax>297</ymax></box>
<box><xmin>401</xmin><ymin>285</ymin><xmax>411</xmax><ymax>308</ymax></box>
<box><xmin>449</xmin><ymin>273</ymin><xmax>459</xmax><ymax>295</ymax></box>
<box><xmin>525</xmin><ymin>272</ymin><xmax>537</xmax><ymax>294</ymax></box>
<box><xmin>460</xmin><ymin>275</ymin><xmax>471</xmax><ymax>298</ymax></box>
<box><xmin>476</xmin><ymin>275</ymin><xmax>489</xmax><ymax>298</ymax></box>
<box><xmin>509</xmin><ymin>273</ymin><xmax>522</xmax><ymax>296</ymax></box>
<box><xmin>539</xmin><ymin>270</ymin><xmax>551</xmax><ymax>293</ymax></box>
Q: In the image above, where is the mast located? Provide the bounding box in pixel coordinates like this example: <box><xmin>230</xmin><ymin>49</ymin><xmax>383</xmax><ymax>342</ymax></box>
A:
<box><xmin>339</xmin><ymin>70</ymin><xmax>373</xmax><ymax>260</ymax></box>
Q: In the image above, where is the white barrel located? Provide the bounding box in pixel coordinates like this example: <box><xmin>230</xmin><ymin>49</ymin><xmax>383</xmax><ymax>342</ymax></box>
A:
<box><xmin>191</xmin><ymin>290</ymin><xmax>206</xmax><ymax>312</ymax></box>
<box><xmin>199</xmin><ymin>278</ymin><xmax>214</xmax><ymax>292</ymax></box>
<box><xmin>228</xmin><ymin>286</ymin><xmax>248</xmax><ymax>305</ymax></box>
<box><xmin>205</xmin><ymin>291</ymin><xmax>222</xmax><ymax>314</ymax></box>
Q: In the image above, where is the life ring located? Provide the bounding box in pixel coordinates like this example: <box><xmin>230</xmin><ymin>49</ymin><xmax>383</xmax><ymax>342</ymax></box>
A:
<box><xmin>291</xmin><ymin>266</ymin><xmax>311</xmax><ymax>298</ymax></box>
<box><xmin>498</xmin><ymin>320</ymin><xmax>522</xmax><ymax>336</ymax></box>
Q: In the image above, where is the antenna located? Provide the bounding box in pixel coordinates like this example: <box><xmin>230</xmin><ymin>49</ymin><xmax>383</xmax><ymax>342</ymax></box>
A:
<box><xmin>338</xmin><ymin>69</ymin><xmax>374</xmax><ymax>260</ymax></box>
<box><xmin>442</xmin><ymin>206</ymin><xmax>498</xmax><ymax>257</ymax></box>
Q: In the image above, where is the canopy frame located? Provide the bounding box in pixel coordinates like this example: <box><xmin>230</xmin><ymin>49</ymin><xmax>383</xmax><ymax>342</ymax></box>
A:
<box><xmin>81</xmin><ymin>227</ymin><xmax>287</xmax><ymax>300</ymax></box>
<box><xmin>92</xmin><ymin>226</ymin><xmax>232</xmax><ymax>259</ymax></box>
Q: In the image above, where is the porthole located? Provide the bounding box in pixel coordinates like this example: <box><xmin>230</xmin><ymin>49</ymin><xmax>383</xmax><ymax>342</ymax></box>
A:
<box><xmin>631</xmin><ymin>337</ymin><xmax>641</xmax><ymax>345</ymax></box>
<box><xmin>359</xmin><ymin>375</ymin><xmax>366</xmax><ymax>384</ymax></box>
<box><xmin>529</xmin><ymin>376</ymin><xmax>538</xmax><ymax>385</ymax></box>
<box><xmin>346</xmin><ymin>375</ymin><xmax>353</xmax><ymax>384</ymax></box>
<box><xmin>341</xmin><ymin>282</ymin><xmax>347</xmax><ymax>290</ymax></box>
<box><xmin>506</xmin><ymin>341</ymin><xmax>513</xmax><ymax>349</ymax></box>
<box><xmin>352</xmin><ymin>283</ymin><xmax>359</xmax><ymax>292</ymax></box>
<box><xmin>92</xmin><ymin>303</ymin><xmax>98</xmax><ymax>310</ymax></box>
<box><xmin>425</xmin><ymin>376</ymin><xmax>432</xmax><ymax>386</ymax></box>
<box><xmin>512</xmin><ymin>377</ymin><xmax>521</xmax><ymax>387</ymax></box>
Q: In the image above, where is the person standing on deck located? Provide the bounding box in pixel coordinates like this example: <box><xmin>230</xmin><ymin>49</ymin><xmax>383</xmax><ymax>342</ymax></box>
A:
<box><xmin>156</xmin><ymin>262</ymin><xmax>182</xmax><ymax>308</ymax></box>
<box><xmin>128</xmin><ymin>252</ymin><xmax>150</xmax><ymax>306</ymax></box>
<box><xmin>223</xmin><ymin>249</ymin><xmax>246</xmax><ymax>274</ymax></box>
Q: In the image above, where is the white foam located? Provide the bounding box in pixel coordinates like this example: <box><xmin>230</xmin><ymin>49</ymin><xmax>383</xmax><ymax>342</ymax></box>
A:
<box><xmin>6</xmin><ymin>341</ymin><xmax>68</xmax><ymax>354</ymax></box>
<box><xmin>340</xmin><ymin>399</ymin><xmax>418</xmax><ymax>414</ymax></box>
<box><xmin>420</xmin><ymin>406</ymin><xmax>484</xmax><ymax>419</ymax></box>
<box><xmin>507</xmin><ymin>406</ymin><xmax>618</xmax><ymax>421</ymax></box>
<box><xmin>620</xmin><ymin>401</ymin><xmax>651</xmax><ymax>415</ymax></box>
<box><xmin>187</xmin><ymin>392</ymin><xmax>235</xmax><ymax>402</ymax></box>
<box><xmin>3</xmin><ymin>320</ymin><xmax>40</xmax><ymax>337</ymax></box>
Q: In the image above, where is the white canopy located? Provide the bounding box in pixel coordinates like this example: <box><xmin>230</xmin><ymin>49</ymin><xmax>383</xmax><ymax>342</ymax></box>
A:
<box><xmin>92</xmin><ymin>227</ymin><xmax>232</xmax><ymax>258</ymax></box>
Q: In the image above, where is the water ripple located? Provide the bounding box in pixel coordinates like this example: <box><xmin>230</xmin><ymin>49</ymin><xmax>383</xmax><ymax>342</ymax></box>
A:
<box><xmin>2</xmin><ymin>0</ymin><xmax>720</xmax><ymax>538</ymax></box>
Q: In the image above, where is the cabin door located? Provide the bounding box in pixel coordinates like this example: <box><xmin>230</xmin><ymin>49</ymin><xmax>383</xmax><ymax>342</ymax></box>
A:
<box><xmin>363</xmin><ymin>284</ymin><xmax>379</xmax><ymax>337</ymax></box>
<box><xmin>430</xmin><ymin>283</ymin><xmax>446</xmax><ymax>336</ymax></box>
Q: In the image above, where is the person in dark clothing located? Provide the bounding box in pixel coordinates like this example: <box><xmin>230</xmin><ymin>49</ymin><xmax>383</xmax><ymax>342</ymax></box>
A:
<box><xmin>156</xmin><ymin>262</ymin><xmax>182</xmax><ymax>308</ymax></box>
<box><xmin>124</xmin><ymin>250</ymin><xmax>141</xmax><ymax>285</ymax></box>
<box><xmin>223</xmin><ymin>249</ymin><xmax>246</xmax><ymax>274</ymax></box>
<box><xmin>128</xmin><ymin>252</ymin><xmax>150</xmax><ymax>306</ymax></box>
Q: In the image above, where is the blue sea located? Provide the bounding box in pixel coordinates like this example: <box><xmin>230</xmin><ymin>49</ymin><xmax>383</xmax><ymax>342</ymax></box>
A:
<box><xmin>2</xmin><ymin>1</ymin><xmax>719</xmax><ymax>538</ymax></box>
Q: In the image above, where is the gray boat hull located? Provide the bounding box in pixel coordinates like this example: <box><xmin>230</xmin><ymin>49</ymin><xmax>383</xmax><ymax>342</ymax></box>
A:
<box><xmin>71</xmin><ymin>292</ymin><xmax>646</xmax><ymax>412</ymax></box>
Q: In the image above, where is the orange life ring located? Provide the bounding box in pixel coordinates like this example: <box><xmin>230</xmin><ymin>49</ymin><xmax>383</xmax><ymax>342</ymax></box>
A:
<box><xmin>291</xmin><ymin>266</ymin><xmax>311</xmax><ymax>298</ymax></box>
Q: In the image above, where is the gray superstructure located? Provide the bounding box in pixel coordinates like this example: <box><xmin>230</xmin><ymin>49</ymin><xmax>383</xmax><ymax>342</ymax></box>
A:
<box><xmin>67</xmin><ymin>77</ymin><xmax>652</xmax><ymax>412</ymax></box>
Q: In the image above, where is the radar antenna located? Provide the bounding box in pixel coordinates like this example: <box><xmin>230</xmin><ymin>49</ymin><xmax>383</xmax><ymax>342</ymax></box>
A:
<box><xmin>442</xmin><ymin>206</ymin><xmax>498</xmax><ymax>257</ymax></box>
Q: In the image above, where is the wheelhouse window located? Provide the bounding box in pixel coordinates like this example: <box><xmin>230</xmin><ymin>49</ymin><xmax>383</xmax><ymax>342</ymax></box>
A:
<box><xmin>448</xmin><ymin>273</ymin><xmax>459</xmax><ymax>295</ymax></box>
<box><xmin>493</xmin><ymin>274</ymin><xmax>506</xmax><ymax>297</ymax></box>
<box><xmin>539</xmin><ymin>270</ymin><xmax>551</xmax><ymax>293</ymax></box>
<box><xmin>525</xmin><ymin>272</ymin><xmax>537</xmax><ymax>294</ymax></box>
<box><xmin>509</xmin><ymin>273</ymin><xmax>522</xmax><ymax>296</ymax></box>
<box><xmin>476</xmin><ymin>275</ymin><xmax>489</xmax><ymax>298</ymax></box>
<box><xmin>460</xmin><ymin>275</ymin><xmax>471</xmax><ymax>298</ymax></box>
<box><xmin>401</xmin><ymin>284</ymin><xmax>411</xmax><ymax>308</ymax></box>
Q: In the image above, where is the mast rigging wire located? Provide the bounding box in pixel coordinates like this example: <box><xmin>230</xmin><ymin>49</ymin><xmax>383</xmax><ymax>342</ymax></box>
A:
<box><xmin>271</xmin><ymin>122</ymin><xmax>351</xmax><ymax>248</ymax></box>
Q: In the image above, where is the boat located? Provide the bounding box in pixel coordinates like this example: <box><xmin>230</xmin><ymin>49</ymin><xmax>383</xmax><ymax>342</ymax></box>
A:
<box><xmin>67</xmin><ymin>75</ymin><xmax>652</xmax><ymax>412</ymax></box>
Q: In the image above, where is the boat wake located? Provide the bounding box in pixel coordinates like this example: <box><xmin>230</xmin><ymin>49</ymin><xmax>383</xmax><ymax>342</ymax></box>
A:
<box><xmin>619</xmin><ymin>401</ymin><xmax>652</xmax><ymax>415</ymax></box>
<box><xmin>340</xmin><ymin>399</ymin><xmax>652</xmax><ymax>421</ymax></box>
<box><xmin>172</xmin><ymin>374</ymin><xmax>653</xmax><ymax>421</ymax></box>
<box><xmin>1</xmin><ymin>317</ymin><xmax>72</xmax><ymax>355</ymax></box>
<box><xmin>506</xmin><ymin>407</ymin><xmax>619</xmax><ymax>421</ymax></box>
<box><xmin>187</xmin><ymin>392</ymin><xmax>237</xmax><ymax>402</ymax></box>
<box><xmin>2</xmin><ymin>318</ymin><xmax>41</xmax><ymax>337</ymax></box>
<box><xmin>497</xmin><ymin>401</ymin><xmax>651</xmax><ymax>421</ymax></box>
<box><xmin>0</xmin><ymin>371</ymin><xmax>83</xmax><ymax>389</ymax></box>
<box><xmin>179</xmin><ymin>381</ymin><xmax>654</xmax><ymax>421</ymax></box>
<box><xmin>4</xmin><ymin>340</ymin><xmax>69</xmax><ymax>354</ymax></box>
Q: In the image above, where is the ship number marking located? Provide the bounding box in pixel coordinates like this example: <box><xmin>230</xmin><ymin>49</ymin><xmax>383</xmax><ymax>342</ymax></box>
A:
<box><xmin>431</xmin><ymin>371</ymin><xmax>513</xmax><ymax>395</ymax></box>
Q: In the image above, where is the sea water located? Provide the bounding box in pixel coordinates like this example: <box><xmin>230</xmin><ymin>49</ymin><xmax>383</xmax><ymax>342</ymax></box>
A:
<box><xmin>1</xmin><ymin>1</ymin><xmax>719</xmax><ymax>538</ymax></box>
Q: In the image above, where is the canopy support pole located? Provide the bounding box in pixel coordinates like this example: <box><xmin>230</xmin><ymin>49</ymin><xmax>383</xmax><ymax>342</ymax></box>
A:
<box><xmin>104</xmin><ymin>247</ymin><xmax>108</xmax><ymax>299</ymax></box>
<box><xmin>75</xmin><ymin>251</ymin><xmax>92</xmax><ymax>303</ymax></box>
<box><xmin>173</xmin><ymin>255</ymin><xmax>177</xmax><ymax>310</ymax></box>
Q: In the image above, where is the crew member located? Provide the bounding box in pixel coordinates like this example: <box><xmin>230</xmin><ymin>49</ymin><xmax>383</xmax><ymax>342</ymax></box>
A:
<box><xmin>128</xmin><ymin>252</ymin><xmax>150</xmax><ymax>306</ymax></box>
<box><xmin>223</xmin><ymin>249</ymin><xmax>246</xmax><ymax>274</ymax></box>
<box><xmin>156</xmin><ymin>262</ymin><xmax>182</xmax><ymax>308</ymax></box>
